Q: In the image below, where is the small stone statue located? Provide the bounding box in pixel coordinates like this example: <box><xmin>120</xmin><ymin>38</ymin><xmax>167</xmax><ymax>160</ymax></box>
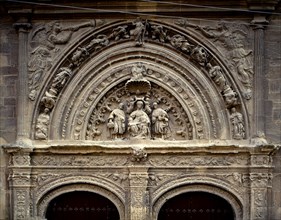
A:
<box><xmin>169</xmin><ymin>34</ymin><xmax>192</xmax><ymax>52</ymax></box>
<box><xmin>51</xmin><ymin>67</ymin><xmax>72</xmax><ymax>93</ymax></box>
<box><xmin>131</xmin><ymin>63</ymin><xmax>146</xmax><ymax>80</ymax></box>
<box><xmin>35</xmin><ymin>108</ymin><xmax>50</xmax><ymax>140</ymax></box>
<box><xmin>152</xmin><ymin>102</ymin><xmax>169</xmax><ymax>139</ymax></box>
<box><xmin>128</xmin><ymin>100</ymin><xmax>151</xmax><ymax>139</ymax></box>
<box><xmin>230</xmin><ymin>107</ymin><xmax>245</xmax><ymax>140</ymax></box>
<box><xmin>151</xmin><ymin>25</ymin><xmax>167</xmax><ymax>42</ymax></box>
<box><xmin>71</xmin><ymin>47</ymin><xmax>89</xmax><ymax>67</ymax></box>
<box><xmin>107</xmin><ymin>103</ymin><xmax>126</xmax><ymax>139</ymax></box>
<box><xmin>223</xmin><ymin>85</ymin><xmax>238</xmax><ymax>108</ymax></box>
<box><xmin>206</xmin><ymin>63</ymin><xmax>226</xmax><ymax>91</ymax></box>
<box><xmin>130</xmin><ymin>17</ymin><xmax>147</xmax><ymax>46</ymax></box>
<box><xmin>86</xmin><ymin>34</ymin><xmax>109</xmax><ymax>51</ymax></box>
<box><xmin>191</xmin><ymin>46</ymin><xmax>209</xmax><ymax>66</ymax></box>
<box><xmin>109</xmin><ymin>25</ymin><xmax>130</xmax><ymax>40</ymax></box>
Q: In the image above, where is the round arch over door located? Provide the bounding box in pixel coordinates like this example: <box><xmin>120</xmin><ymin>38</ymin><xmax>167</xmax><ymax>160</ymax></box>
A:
<box><xmin>158</xmin><ymin>191</ymin><xmax>234</xmax><ymax>220</ymax></box>
<box><xmin>45</xmin><ymin>191</ymin><xmax>120</xmax><ymax>220</ymax></box>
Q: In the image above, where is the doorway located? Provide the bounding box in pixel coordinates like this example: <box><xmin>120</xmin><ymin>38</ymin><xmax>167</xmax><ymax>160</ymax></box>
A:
<box><xmin>45</xmin><ymin>191</ymin><xmax>120</xmax><ymax>220</ymax></box>
<box><xmin>158</xmin><ymin>191</ymin><xmax>234</xmax><ymax>220</ymax></box>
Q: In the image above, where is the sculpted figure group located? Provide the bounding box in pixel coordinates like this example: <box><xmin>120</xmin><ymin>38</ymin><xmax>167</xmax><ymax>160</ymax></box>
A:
<box><xmin>107</xmin><ymin>99</ymin><xmax>170</xmax><ymax>140</ymax></box>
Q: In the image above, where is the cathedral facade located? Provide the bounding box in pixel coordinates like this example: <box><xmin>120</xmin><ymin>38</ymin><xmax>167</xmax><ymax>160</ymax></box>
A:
<box><xmin>0</xmin><ymin>1</ymin><xmax>280</xmax><ymax>219</ymax></box>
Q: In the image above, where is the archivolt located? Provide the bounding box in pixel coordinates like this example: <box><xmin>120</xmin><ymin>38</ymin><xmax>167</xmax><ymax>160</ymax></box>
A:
<box><xmin>151</xmin><ymin>179</ymin><xmax>245</xmax><ymax>220</ymax></box>
<box><xmin>32</xmin><ymin>20</ymin><xmax>249</xmax><ymax>140</ymax></box>
<box><xmin>36</xmin><ymin>177</ymin><xmax>126</xmax><ymax>219</ymax></box>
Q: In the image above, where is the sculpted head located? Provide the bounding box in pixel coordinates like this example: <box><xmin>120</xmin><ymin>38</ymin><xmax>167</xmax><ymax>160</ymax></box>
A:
<box><xmin>136</xmin><ymin>100</ymin><xmax>144</xmax><ymax>110</ymax></box>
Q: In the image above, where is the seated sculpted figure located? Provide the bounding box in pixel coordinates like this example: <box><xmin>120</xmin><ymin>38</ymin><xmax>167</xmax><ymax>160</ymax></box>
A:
<box><xmin>128</xmin><ymin>100</ymin><xmax>151</xmax><ymax>139</ymax></box>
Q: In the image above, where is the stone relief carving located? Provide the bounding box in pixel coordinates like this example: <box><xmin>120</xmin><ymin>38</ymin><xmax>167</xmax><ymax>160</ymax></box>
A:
<box><xmin>131</xmin><ymin>147</ymin><xmax>148</xmax><ymax>162</ymax></box>
<box><xmin>128</xmin><ymin>99</ymin><xmax>151</xmax><ymax>139</ymax></box>
<box><xmin>230</xmin><ymin>107</ymin><xmax>245</xmax><ymax>140</ymax></box>
<box><xmin>107</xmin><ymin>103</ymin><xmax>126</xmax><ymax>139</ymax></box>
<box><xmin>175</xmin><ymin>19</ymin><xmax>253</xmax><ymax>99</ymax></box>
<box><xmin>109</xmin><ymin>25</ymin><xmax>130</xmax><ymax>41</ymax></box>
<box><xmin>11</xmin><ymin>155</ymin><xmax>31</xmax><ymax>166</ymax></box>
<box><xmin>151</xmin><ymin>102</ymin><xmax>170</xmax><ymax>139</ymax></box>
<box><xmin>31</xmin><ymin>155</ymin><xmax>129</xmax><ymax>167</ymax></box>
<box><xmin>32</xmin><ymin>19</ymin><xmax>248</xmax><ymax>140</ymax></box>
<box><xmin>35</xmin><ymin>108</ymin><xmax>50</xmax><ymax>140</ymax></box>
<box><xmin>250</xmin><ymin>173</ymin><xmax>273</xmax><ymax>187</ymax></box>
<box><xmin>130</xmin><ymin>17</ymin><xmax>148</xmax><ymax>46</ymax></box>
<box><xmin>29</xmin><ymin>20</ymin><xmax>97</xmax><ymax>100</ymax></box>
<box><xmin>8</xmin><ymin>172</ymin><xmax>36</xmax><ymax>186</ymax></box>
<box><xmin>86</xmin><ymin>63</ymin><xmax>193</xmax><ymax>141</ymax></box>
<box><xmin>149</xmin><ymin>155</ymin><xmax>249</xmax><ymax>167</ymax></box>
<box><xmin>14</xmin><ymin>189</ymin><xmax>28</xmax><ymax>219</ymax></box>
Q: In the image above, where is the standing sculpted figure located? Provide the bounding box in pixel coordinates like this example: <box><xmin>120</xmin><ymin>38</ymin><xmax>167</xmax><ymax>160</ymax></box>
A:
<box><xmin>128</xmin><ymin>100</ymin><xmax>151</xmax><ymax>139</ymax></box>
<box><xmin>35</xmin><ymin>108</ymin><xmax>50</xmax><ymax>140</ymax></box>
<box><xmin>130</xmin><ymin>17</ymin><xmax>146</xmax><ymax>46</ymax></box>
<box><xmin>230</xmin><ymin>107</ymin><xmax>245</xmax><ymax>140</ymax></box>
<box><xmin>107</xmin><ymin>103</ymin><xmax>126</xmax><ymax>139</ymax></box>
<box><xmin>206</xmin><ymin>63</ymin><xmax>226</xmax><ymax>91</ymax></box>
<box><xmin>152</xmin><ymin>102</ymin><xmax>169</xmax><ymax>139</ymax></box>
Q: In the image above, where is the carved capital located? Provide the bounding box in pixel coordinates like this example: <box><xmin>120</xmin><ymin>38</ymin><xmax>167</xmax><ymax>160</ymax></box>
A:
<box><xmin>251</xmin><ymin>15</ymin><xmax>269</xmax><ymax>30</ymax></box>
<box><xmin>13</xmin><ymin>22</ymin><xmax>32</xmax><ymax>32</ymax></box>
<box><xmin>8</xmin><ymin>172</ymin><xmax>36</xmax><ymax>186</ymax></box>
<box><xmin>250</xmin><ymin>173</ymin><xmax>273</xmax><ymax>188</ymax></box>
<box><xmin>251</xmin><ymin>155</ymin><xmax>271</xmax><ymax>166</ymax></box>
<box><xmin>11</xmin><ymin>154</ymin><xmax>31</xmax><ymax>167</ymax></box>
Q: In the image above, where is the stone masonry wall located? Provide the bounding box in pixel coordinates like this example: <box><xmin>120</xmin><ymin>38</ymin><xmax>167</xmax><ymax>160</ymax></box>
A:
<box><xmin>265</xmin><ymin>14</ymin><xmax>281</xmax><ymax>220</ymax></box>
<box><xmin>0</xmin><ymin>18</ymin><xmax>18</xmax><ymax>220</ymax></box>
<box><xmin>0</xmin><ymin>19</ymin><xmax>18</xmax><ymax>144</ymax></box>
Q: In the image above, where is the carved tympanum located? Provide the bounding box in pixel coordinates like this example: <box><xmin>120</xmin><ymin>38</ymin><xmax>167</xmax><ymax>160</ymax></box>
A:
<box><xmin>86</xmin><ymin>63</ymin><xmax>192</xmax><ymax>141</ymax></box>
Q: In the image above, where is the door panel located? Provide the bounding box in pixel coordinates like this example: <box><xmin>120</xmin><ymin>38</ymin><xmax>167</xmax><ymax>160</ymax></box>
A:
<box><xmin>46</xmin><ymin>191</ymin><xmax>120</xmax><ymax>220</ymax></box>
<box><xmin>158</xmin><ymin>192</ymin><xmax>234</xmax><ymax>220</ymax></box>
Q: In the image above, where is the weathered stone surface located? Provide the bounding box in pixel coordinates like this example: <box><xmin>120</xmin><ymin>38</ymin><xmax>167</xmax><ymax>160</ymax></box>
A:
<box><xmin>0</xmin><ymin>1</ymin><xmax>280</xmax><ymax>219</ymax></box>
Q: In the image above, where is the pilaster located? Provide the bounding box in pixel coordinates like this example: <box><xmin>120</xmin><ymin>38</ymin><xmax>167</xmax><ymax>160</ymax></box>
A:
<box><xmin>13</xmin><ymin>12</ymin><xmax>32</xmax><ymax>147</ymax></box>
<box><xmin>128</xmin><ymin>167</ymin><xmax>149</xmax><ymax>220</ymax></box>
<box><xmin>251</xmin><ymin>15</ymin><xmax>268</xmax><ymax>137</ymax></box>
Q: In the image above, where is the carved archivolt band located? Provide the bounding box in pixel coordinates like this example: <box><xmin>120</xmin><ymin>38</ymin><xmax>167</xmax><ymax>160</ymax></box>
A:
<box><xmin>31</xmin><ymin>20</ymin><xmax>248</xmax><ymax>141</ymax></box>
<box><xmin>36</xmin><ymin>180</ymin><xmax>125</xmax><ymax>219</ymax></box>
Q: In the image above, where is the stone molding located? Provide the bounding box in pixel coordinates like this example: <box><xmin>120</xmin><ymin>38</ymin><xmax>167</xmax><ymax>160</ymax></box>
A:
<box><xmin>151</xmin><ymin>183</ymin><xmax>244</xmax><ymax>220</ymax></box>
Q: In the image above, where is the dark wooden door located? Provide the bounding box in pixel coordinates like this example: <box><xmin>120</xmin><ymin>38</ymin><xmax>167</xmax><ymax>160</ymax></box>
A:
<box><xmin>46</xmin><ymin>191</ymin><xmax>120</xmax><ymax>220</ymax></box>
<box><xmin>158</xmin><ymin>192</ymin><xmax>234</xmax><ymax>220</ymax></box>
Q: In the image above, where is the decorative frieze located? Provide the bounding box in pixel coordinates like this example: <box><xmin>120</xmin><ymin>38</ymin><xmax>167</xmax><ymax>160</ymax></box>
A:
<box><xmin>149</xmin><ymin>155</ymin><xmax>249</xmax><ymax>167</ymax></box>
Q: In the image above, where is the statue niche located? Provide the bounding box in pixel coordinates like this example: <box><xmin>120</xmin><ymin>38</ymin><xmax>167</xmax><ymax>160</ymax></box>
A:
<box><xmin>86</xmin><ymin>63</ymin><xmax>192</xmax><ymax>141</ymax></box>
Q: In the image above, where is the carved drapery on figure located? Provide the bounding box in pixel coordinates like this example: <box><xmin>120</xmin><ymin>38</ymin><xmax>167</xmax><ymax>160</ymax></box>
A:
<box><xmin>28</xmin><ymin>20</ymin><xmax>97</xmax><ymax>100</ymax></box>
<box><xmin>176</xmin><ymin>19</ymin><xmax>254</xmax><ymax>100</ymax></box>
